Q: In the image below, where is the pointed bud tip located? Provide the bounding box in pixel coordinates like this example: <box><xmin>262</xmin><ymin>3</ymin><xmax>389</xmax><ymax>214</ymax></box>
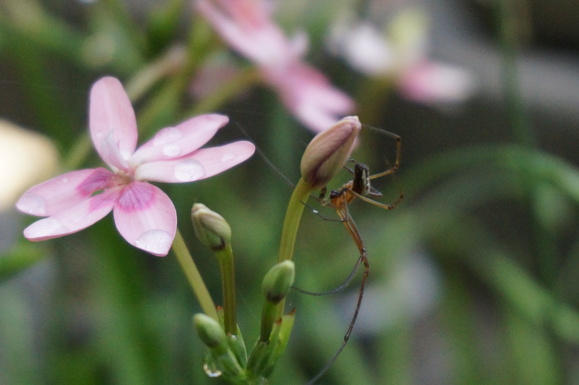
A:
<box><xmin>300</xmin><ymin>116</ymin><xmax>361</xmax><ymax>190</ymax></box>
<box><xmin>191</xmin><ymin>203</ymin><xmax>232</xmax><ymax>251</ymax></box>
<box><xmin>262</xmin><ymin>260</ymin><xmax>295</xmax><ymax>304</ymax></box>
<box><xmin>193</xmin><ymin>313</ymin><xmax>227</xmax><ymax>350</ymax></box>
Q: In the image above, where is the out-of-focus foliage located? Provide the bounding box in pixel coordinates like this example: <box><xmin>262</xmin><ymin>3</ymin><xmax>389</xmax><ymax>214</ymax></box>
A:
<box><xmin>1</xmin><ymin>0</ymin><xmax>578</xmax><ymax>384</ymax></box>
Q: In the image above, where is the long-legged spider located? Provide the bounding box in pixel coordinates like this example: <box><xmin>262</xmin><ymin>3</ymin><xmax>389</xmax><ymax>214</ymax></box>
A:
<box><xmin>303</xmin><ymin>132</ymin><xmax>403</xmax><ymax>384</ymax></box>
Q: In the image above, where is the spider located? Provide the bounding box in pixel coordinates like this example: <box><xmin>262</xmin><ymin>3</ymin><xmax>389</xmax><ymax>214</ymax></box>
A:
<box><xmin>303</xmin><ymin>132</ymin><xmax>403</xmax><ymax>385</ymax></box>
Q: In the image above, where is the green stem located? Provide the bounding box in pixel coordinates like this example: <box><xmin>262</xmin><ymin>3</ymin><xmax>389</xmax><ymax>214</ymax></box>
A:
<box><xmin>260</xmin><ymin>301</ymin><xmax>279</xmax><ymax>342</ymax></box>
<box><xmin>215</xmin><ymin>244</ymin><xmax>237</xmax><ymax>335</ymax></box>
<box><xmin>186</xmin><ymin>66</ymin><xmax>261</xmax><ymax>116</ymax></box>
<box><xmin>277</xmin><ymin>177</ymin><xmax>313</xmax><ymax>263</ymax></box>
<box><xmin>271</xmin><ymin>177</ymin><xmax>313</xmax><ymax>327</ymax></box>
<box><xmin>496</xmin><ymin>0</ymin><xmax>557</xmax><ymax>286</ymax></box>
<box><xmin>172</xmin><ymin>229</ymin><xmax>218</xmax><ymax>320</ymax></box>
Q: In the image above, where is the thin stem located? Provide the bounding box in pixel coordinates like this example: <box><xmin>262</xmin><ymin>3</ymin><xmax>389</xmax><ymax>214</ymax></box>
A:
<box><xmin>215</xmin><ymin>244</ymin><xmax>237</xmax><ymax>335</ymax></box>
<box><xmin>496</xmin><ymin>0</ymin><xmax>557</xmax><ymax>286</ymax></box>
<box><xmin>172</xmin><ymin>229</ymin><xmax>218</xmax><ymax>320</ymax></box>
<box><xmin>271</xmin><ymin>177</ymin><xmax>313</xmax><ymax>329</ymax></box>
<box><xmin>260</xmin><ymin>301</ymin><xmax>279</xmax><ymax>342</ymax></box>
<box><xmin>277</xmin><ymin>177</ymin><xmax>313</xmax><ymax>263</ymax></box>
<box><xmin>496</xmin><ymin>0</ymin><xmax>533</xmax><ymax>146</ymax></box>
<box><xmin>186</xmin><ymin>66</ymin><xmax>261</xmax><ymax>116</ymax></box>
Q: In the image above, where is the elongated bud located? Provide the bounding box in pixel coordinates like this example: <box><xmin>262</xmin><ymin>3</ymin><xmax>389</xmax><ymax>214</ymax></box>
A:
<box><xmin>192</xmin><ymin>203</ymin><xmax>232</xmax><ymax>251</ymax></box>
<box><xmin>193</xmin><ymin>313</ymin><xmax>228</xmax><ymax>352</ymax></box>
<box><xmin>300</xmin><ymin>116</ymin><xmax>361</xmax><ymax>189</ymax></box>
<box><xmin>262</xmin><ymin>260</ymin><xmax>295</xmax><ymax>304</ymax></box>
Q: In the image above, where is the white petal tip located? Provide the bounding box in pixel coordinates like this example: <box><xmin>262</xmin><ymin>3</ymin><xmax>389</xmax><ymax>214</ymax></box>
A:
<box><xmin>16</xmin><ymin>195</ymin><xmax>48</xmax><ymax>216</ymax></box>
<box><xmin>23</xmin><ymin>218</ymin><xmax>66</xmax><ymax>241</ymax></box>
<box><xmin>134</xmin><ymin>229</ymin><xmax>173</xmax><ymax>257</ymax></box>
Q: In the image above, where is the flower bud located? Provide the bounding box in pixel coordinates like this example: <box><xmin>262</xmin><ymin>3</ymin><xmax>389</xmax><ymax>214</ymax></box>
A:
<box><xmin>300</xmin><ymin>116</ymin><xmax>361</xmax><ymax>189</ymax></box>
<box><xmin>193</xmin><ymin>313</ymin><xmax>228</xmax><ymax>353</ymax></box>
<box><xmin>262</xmin><ymin>260</ymin><xmax>295</xmax><ymax>304</ymax></box>
<box><xmin>191</xmin><ymin>203</ymin><xmax>232</xmax><ymax>251</ymax></box>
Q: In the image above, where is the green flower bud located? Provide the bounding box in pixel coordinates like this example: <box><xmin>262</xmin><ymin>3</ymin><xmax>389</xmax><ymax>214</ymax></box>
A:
<box><xmin>300</xmin><ymin>116</ymin><xmax>361</xmax><ymax>189</ymax></box>
<box><xmin>262</xmin><ymin>260</ymin><xmax>295</xmax><ymax>304</ymax></box>
<box><xmin>192</xmin><ymin>203</ymin><xmax>232</xmax><ymax>251</ymax></box>
<box><xmin>193</xmin><ymin>313</ymin><xmax>228</xmax><ymax>353</ymax></box>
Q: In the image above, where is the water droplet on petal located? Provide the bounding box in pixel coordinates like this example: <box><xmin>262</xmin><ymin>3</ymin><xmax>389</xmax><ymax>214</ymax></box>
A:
<box><xmin>163</xmin><ymin>144</ymin><xmax>182</xmax><ymax>157</ymax></box>
<box><xmin>61</xmin><ymin>177</ymin><xmax>69</xmax><ymax>184</ymax></box>
<box><xmin>220</xmin><ymin>153</ymin><xmax>235</xmax><ymax>163</ymax></box>
<box><xmin>134</xmin><ymin>230</ymin><xmax>172</xmax><ymax>255</ymax></box>
<box><xmin>18</xmin><ymin>195</ymin><xmax>48</xmax><ymax>216</ymax></box>
<box><xmin>174</xmin><ymin>160</ymin><xmax>205</xmax><ymax>181</ymax></box>
<box><xmin>203</xmin><ymin>362</ymin><xmax>222</xmax><ymax>378</ymax></box>
<box><xmin>153</xmin><ymin>127</ymin><xmax>182</xmax><ymax>146</ymax></box>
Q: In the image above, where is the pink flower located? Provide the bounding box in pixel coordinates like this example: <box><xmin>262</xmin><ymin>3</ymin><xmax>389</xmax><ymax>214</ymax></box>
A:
<box><xmin>328</xmin><ymin>11</ymin><xmax>476</xmax><ymax>106</ymax></box>
<box><xmin>195</xmin><ymin>0</ymin><xmax>354</xmax><ymax>132</ymax></box>
<box><xmin>397</xmin><ymin>60</ymin><xmax>475</xmax><ymax>105</ymax></box>
<box><xmin>16</xmin><ymin>77</ymin><xmax>255</xmax><ymax>256</ymax></box>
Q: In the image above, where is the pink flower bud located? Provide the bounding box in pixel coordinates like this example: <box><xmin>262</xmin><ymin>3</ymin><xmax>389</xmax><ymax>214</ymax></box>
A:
<box><xmin>300</xmin><ymin>116</ymin><xmax>361</xmax><ymax>189</ymax></box>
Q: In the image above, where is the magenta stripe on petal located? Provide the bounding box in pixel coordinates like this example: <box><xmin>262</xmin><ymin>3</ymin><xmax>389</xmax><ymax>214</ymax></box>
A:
<box><xmin>23</xmin><ymin>189</ymin><xmax>117</xmax><ymax>241</ymax></box>
<box><xmin>16</xmin><ymin>168</ymin><xmax>113</xmax><ymax>217</ymax></box>
<box><xmin>113</xmin><ymin>182</ymin><xmax>176</xmax><ymax>256</ymax></box>
<box><xmin>115</xmin><ymin>182</ymin><xmax>156</xmax><ymax>212</ymax></box>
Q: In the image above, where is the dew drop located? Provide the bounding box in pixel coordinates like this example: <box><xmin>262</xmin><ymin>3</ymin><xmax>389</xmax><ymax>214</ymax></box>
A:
<box><xmin>203</xmin><ymin>362</ymin><xmax>222</xmax><ymax>378</ymax></box>
<box><xmin>61</xmin><ymin>177</ymin><xmax>69</xmax><ymax>184</ymax></box>
<box><xmin>162</xmin><ymin>144</ymin><xmax>182</xmax><ymax>157</ymax></box>
<box><xmin>153</xmin><ymin>127</ymin><xmax>182</xmax><ymax>146</ymax></box>
<box><xmin>18</xmin><ymin>195</ymin><xmax>48</xmax><ymax>216</ymax></box>
<box><xmin>220</xmin><ymin>153</ymin><xmax>236</xmax><ymax>163</ymax></box>
<box><xmin>174</xmin><ymin>159</ymin><xmax>205</xmax><ymax>181</ymax></box>
<box><xmin>134</xmin><ymin>230</ymin><xmax>172</xmax><ymax>255</ymax></box>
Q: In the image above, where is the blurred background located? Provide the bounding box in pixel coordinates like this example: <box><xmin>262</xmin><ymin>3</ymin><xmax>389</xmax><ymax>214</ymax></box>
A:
<box><xmin>1</xmin><ymin>0</ymin><xmax>578</xmax><ymax>384</ymax></box>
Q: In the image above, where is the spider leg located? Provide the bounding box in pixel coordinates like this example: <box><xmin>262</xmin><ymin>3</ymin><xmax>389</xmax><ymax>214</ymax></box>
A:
<box><xmin>352</xmin><ymin>189</ymin><xmax>403</xmax><ymax>210</ymax></box>
<box><xmin>306</xmin><ymin>243</ymin><xmax>370</xmax><ymax>385</ymax></box>
<box><xmin>292</xmin><ymin>255</ymin><xmax>363</xmax><ymax>296</ymax></box>
<box><xmin>368</xmin><ymin>132</ymin><xmax>402</xmax><ymax>180</ymax></box>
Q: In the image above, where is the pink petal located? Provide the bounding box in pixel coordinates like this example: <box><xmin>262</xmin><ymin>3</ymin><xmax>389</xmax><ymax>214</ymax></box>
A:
<box><xmin>16</xmin><ymin>168</ymin><xmax>114</xmax><ymax>216</ymax></box>
<box><xmin>398</xmin><ymin>61</ymin><xmax>476</xmax><ymax>104</ymax></box>
<box><xmin>133</xmin><ymin>141</ymin><xmax>255</xmax><ymax>183</ymax></box>
<box><xmin>266</xmin><ymin>62</ymin><xmax>355</xmax><ymax>132</ymax></box>
<box><xmin>130</xmin><ymin>114</ymin><xmax>229</xmax><ymax>165</ymax></box>
<box><xmin>113</xmin><ymin>182</ymin><xmax>176</xmax><ymax>256</ymax></box>
<box><xmin>196</xmin><ymin>0</ymin><xmax>296</xmax><ymax>66</ymax></box>
<box><xmin>90</xmin><ymin>77</ymin><xmax>138</xmax><ymax>169</ymax></box>
<box><xmin>22</xmin><ymin>189</ymin><xmax>118</xmax><ymax>241</ymax></box>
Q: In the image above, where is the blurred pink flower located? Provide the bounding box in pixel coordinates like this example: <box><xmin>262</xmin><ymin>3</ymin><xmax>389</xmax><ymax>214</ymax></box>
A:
<box><xmin>16</xmin><ymin>77</ymin><xmax>255</xmax><ymax>256</ymax></box>
<box><xmin>397</xmin><ymin>60</ymin><xmax>475</xmax><ymax>105</ymax></box>
<box><xmin>195</xmin><ymin>0</ymin><xmax>354</xmax><ymax>132</ymax></box>
<box><xmin>329</xmin><ymin>10</ymin><xmax>476</xmax><ymax>106</ymax></box>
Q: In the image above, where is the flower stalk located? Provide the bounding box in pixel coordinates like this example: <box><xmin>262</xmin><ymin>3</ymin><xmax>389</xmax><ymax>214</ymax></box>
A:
<box><xmin>216</xmin><ymin>244</ymin><xmax>237</xmax><ymax>335</ymax></box>
<box><xmin>192</xmin><ymin>203</ymin><xmax>237</xmax><ymax>335</ymax></box>
<box><xmin>172</xmin><ymin>229</ymin><xmax>219</xmax><ymax>320</ymax></box>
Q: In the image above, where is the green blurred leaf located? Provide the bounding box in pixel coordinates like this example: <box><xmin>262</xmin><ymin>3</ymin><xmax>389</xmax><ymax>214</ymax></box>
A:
<box><xmin>0</xmin><ymin>242</ymin><xmax>47</xmax><ymax>282</ymax></box>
